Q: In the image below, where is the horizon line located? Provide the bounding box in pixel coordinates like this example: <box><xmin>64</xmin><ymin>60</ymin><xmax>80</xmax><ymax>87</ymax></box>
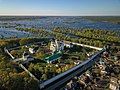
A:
<box><xmin>0</xmin><ymin>15</ymin><xmax>120</xmax><ymax>17</ymax></box>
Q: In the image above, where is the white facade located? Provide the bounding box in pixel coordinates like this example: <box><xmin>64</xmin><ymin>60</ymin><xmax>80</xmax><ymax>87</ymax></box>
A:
<box><xmin>50</xmin><ymin>41</ymin><xmax>57</xmax><ymax>53</ymax></box>
<box><xmin>55</xmin><ymin>39</ymin><xmax>59</xmax><ymax>51</ymax></box>
<box><xmin>29</xmin><ymin>48</ymin><xmax>35</xmax><ymax>54</ymax></box>
<box><xmin>59</xmin><ymin>41</ymin><xmax>64</xmax><ymax>51</ymax></box>
<box><xmin>50</xmin><ymin>39</ymin><xmax>64</xmax><ymax>53</ymax></box>
<box><xmin>64</xmin><ymin>43</ymin><xmax>73</xmax><ymax>48</ymax></box>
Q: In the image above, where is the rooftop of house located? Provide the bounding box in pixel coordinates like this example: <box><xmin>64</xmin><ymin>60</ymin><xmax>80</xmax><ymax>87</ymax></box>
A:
<box><xmin>44</xmin><ymin>51</ymin><xmax>62</xmax><ymax>62</ymax></box>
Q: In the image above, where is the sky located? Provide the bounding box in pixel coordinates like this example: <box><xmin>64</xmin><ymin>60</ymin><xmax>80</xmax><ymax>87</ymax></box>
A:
<box><xmin>0</xmin><ymin>0</ymin><xmax>120</xmax><ymax>16</ymax></box>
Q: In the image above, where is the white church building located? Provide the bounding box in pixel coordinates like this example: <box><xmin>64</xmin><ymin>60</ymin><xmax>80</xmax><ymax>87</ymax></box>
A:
<box><xmin>50</xmin><ymin>39</ymin><xmax>64</xmax><ymax>54</ymax></box>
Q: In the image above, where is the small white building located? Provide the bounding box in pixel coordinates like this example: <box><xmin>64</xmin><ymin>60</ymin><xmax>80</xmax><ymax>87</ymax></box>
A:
<box><xmin>22</xmin><ymin>52</ymin><xmax>34</xmax><ymax>63</ymax></box>
<box><xmin>74</xmin><ymin>60</ymin><xmax>81</xmax><ymax>65</ymax></box>
<box><xmin>64</xmin><ymin>42</ymin><xmax>73</xmax><ymax>48</ymax></box>
<box><xmin>29</xmin><ymin>48</ymin><xmax>35</xmax><ymax>54</ymax></box>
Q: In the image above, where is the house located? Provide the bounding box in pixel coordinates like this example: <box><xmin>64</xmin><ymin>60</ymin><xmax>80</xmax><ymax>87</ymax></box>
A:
<box><xmin>109</xmin><ymin>77</ymin><xmax>119</xmax><ymax>90</ymax></box>
<box><xmin>29</xmin><ymin>47</ymin><xmax>39</xmax><ymax>54</ymax></box>
<box><xmin>74</xmin><ymin>60</ymin><xmax>81</xmax><ymax>65</ymax></box>
<box><xmin>29</xmin><ymin>48</ymin><xmax>35</xmax><ymax>54</ymax></box>
<box><xmin>64</xmin><ymin>41</ymin><xmax>73</xmax><ymax>48</ymax></box>
<box><xmin>22</xmin><ymin>52</ymin><xmax>34</xmax><ymax>63</ymax></box>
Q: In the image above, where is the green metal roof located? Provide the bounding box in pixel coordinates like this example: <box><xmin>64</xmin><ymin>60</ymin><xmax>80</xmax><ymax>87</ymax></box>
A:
<box><xmin>44</xmin><ymin>51</ymin><xmax>62</xmax><ymax>62</ymax></box>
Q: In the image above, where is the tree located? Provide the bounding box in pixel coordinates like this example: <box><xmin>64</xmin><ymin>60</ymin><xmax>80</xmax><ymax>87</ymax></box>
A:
<box><xmin>41</xmin><ymin>74</ymin><xmax>47</xmax><ymax>81</ymax></box>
